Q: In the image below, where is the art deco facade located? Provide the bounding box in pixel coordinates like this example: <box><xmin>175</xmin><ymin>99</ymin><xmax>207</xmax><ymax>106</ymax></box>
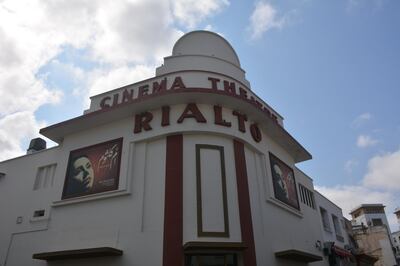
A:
<box><xmin>0</xmin><ymin>31</ymin><xmax>339</xmax><ymax>266</ymax></box>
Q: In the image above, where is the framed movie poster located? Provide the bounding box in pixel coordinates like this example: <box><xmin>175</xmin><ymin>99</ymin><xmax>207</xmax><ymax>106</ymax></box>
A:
<box><xmin>269</xmin><ymin>153</ymin><xmax>299</xmax><ymax>210</ymax></box>
<box><xmin>62</xmin><ymin>138</ymin><xmax>123</xmax><ymax>199</ymax></box>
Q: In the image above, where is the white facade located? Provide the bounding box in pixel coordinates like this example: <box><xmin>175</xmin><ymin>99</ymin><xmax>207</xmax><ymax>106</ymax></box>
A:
<box><xmin>315</xmin><ymin>191</ymin><xmax>350</xmax><ymax>249</ymax></box>
<box><xmin>314</xmin><ymin>191</ymin><xmax>354</xmax><ymax>266</ymax></box>
<box><xmin>350</xmin><ymin>204</ymin><xmax>391</xmax><ymax>232</ymax></box>
<box><xmin>0</xmin><ymin>31</ymin><xmax>329</xmax><ymax>266</ymax></box>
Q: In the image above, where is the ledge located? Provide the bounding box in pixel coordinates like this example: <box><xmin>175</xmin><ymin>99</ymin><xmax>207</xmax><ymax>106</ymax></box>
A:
<box><xmin>32</xmin><ymin>247</ymin><xmax>123</xmax><ymax>261</ymax></box>
<box><xmin>183</xmin><ymin>241</ymin><xmax>247</xmax><ymax>252</ymax></box>
<box><xmin>275</xmin><ymin>249</ymin><xmax>323</xmax><ymax>263</ymax></box>
<box><xmin>267</xmin><ymin>197</ymin><xmax>303</xmax><ymax>218</ymax></box>
<box><xmin>52</xmin><ymin>189</ymin><xmax>130</xmax><ymax>207</ymax></box>
<box><xmin>40</xmin><ymin>86</ymin><xmax>311</xmax><ymax>163</ymax></box>
<box><xmin>355</xmin><ymin>253</ymin><xmax>379</xmax><ymax>263</ymax></box>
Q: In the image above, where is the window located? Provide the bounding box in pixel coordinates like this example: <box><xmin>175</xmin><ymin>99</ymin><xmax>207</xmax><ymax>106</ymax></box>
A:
<box><xmin>33</xmin><ymin>164</ymin><xmax>56</xmax><ymax>190</ymax></box>
<box><xmin>320</xmin><ymin>208</ymin><xmax>331</xmax><ymax>232</ymax></box>
<box><xmin>185</xmin><ymin>254</ymin><xmax>237</xmax><ymax>266</ymax></box>
<box><xmin>332</xmin><ymin>215</ymin><xmax>343</xmax><ymax>242</ymax></box>
<box><xmin>298</xmin><ymin>184</ymin><xmax>315</xmax><ymax>209</ymax></box>
<box><xmin>371</xmin><ymin>218</ymin><xmax>383</xmax><ymax>226</ymax></box>
<box><xmin>341</xmin><ymin>219</ymin><xmax>346</xmax><ymax>230</ymax></box>
<box><xmin>33</xmin><ymin>209</ymin><xmax>45</xmax><ymax>217</ymax></box>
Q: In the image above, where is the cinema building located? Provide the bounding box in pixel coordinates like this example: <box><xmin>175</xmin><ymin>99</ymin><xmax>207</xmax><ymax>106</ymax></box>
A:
<box><xmin>1</xmin><ymin>31</ymin><xmax>332</xmax><ymax>266</ymax></box>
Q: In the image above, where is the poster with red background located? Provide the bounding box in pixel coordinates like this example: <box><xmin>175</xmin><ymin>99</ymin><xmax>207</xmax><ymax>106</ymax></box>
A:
<box><xmin>62</xmin><ymin>138</ymin><xmax>123</xmax><ymax>199</ymax></box>
<box><xmin>269</xmin><ymin>152</ymin><xmax>300</xmax><ymax>210</ymax></box>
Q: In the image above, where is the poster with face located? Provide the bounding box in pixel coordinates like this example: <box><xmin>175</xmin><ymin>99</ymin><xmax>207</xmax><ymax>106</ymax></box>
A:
<box><xmin>62</xmin><ymin>138</ymin><xmax>123</xmax><ymax>199</ymax></box>
<box><xmin>269</xmin><ymin>153</ymin><xmax>299</xmax><ymax>210</ymax></box>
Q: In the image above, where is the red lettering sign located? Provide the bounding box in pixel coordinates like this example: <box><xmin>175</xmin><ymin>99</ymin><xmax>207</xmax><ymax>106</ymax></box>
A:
<box><xmin>250</xmin><ymin>123</ymin><xmax>262</xmax><ymax>142</ymax></box>
<box><xmin>214</xmin><ymin>105</ymin><xmax>231</xmax><ymax>127</ymax></box>
<box><xmin>177</xmin><ymin>103</ymin><xmax>207</xmax><ymax>123</ymax></box>
<box><xmin>232</xmin><ymin>110</ymin><xmax>248</xmax><ymax>133</ymax></box>
<box><xmin>133</xmin><ymin>112</ymin><xmax>153</xmax><ymax>133</ymax></box>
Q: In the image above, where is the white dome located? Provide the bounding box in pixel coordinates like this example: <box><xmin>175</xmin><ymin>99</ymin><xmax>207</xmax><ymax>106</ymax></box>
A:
<box><xmin>172</xmin><ymin>31</ymin><xmax>241</xmax><ymax>67</ymax></box>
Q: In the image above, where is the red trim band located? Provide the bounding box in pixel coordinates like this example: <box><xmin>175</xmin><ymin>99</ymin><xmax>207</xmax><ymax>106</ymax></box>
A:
<box><xmin>233</xmin><ymin>139</ymin><xmax>257</xmax><ymax>266</ymax></box>
<box><xmin>163</xmin><ymin>135</ymin><xmax>184</xmax><ymax>266</ymax></box>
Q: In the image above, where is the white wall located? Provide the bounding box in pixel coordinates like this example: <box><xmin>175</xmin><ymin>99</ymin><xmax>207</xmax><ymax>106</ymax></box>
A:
<box><xmin>0</xmin><ymin>122</ymin><xmax>167</xmax><ymax>266</ymax></box>
<box><xmin>314</xmin><ymin>191</ymin><xmax>350</xmax><ymax>250</ymax></box>
<box><xmin>353</xmin><ymin>212</ymin><xmax>392</xmax><ymax>233</ymax></box>
<box><xmin>182</xmin><ymin>134</ymin><xmax>241</xmax><ymax>244</ymax></box>
<box><xmin>0</xmin><ymin>103</ymin><xmax>325</xmax><ymax>265</ymax></box>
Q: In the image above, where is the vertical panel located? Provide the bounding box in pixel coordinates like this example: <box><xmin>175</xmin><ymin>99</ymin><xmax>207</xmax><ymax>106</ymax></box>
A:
<box><xmin>49</xmin><ymin>164</ymin><xmax>56</xmax><ymax>187</ymax></box>
<box><xmin>43</xmin><ymin>166</ymin><xmax>51</xmax><ymax>188</ymax></box>
<box><xmin>142</xmin><ymin>138</ymin><xmax>166</xmax><ymax>231</ymax></box>
<box><xmin>196</xmin><ymin>144</ymin><xmax>229</xmax><ymax>237</ymax></box>
<box><xmin>33</xmin><ymin>168</ymin><xmax>44</xmax><ymax>190</ymax></box>
<box><xmin>33</xmin><ymin>164</ymin><xmax>57</xmax><ymax>190</ymax></box>
<box><xmin>163</xmin><ymin>134</ymin><xmax>183</xmax><ymax>266</ymax></box>
<box><xmin>233</xmin><ymin>139</ymin><xmax>257</xmax><ymax>266</ymax></box>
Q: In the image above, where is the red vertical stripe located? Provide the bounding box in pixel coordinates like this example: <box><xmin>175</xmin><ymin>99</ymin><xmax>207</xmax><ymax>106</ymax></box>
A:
<box><xmin>234</xmin><ymin>139</ymin><xmax>257</xmax><ymax>266</ymax></box>
<box><xmin>163</xmin><ymin>134</ymin><xmax>183</xmax><ymax>266</ymax></box>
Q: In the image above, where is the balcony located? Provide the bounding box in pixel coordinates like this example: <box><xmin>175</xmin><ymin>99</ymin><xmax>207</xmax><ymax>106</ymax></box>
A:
<box><xmin>336</xmin><ymin>234</ymin><xmax>344</xmax><ymax>242</ymax></box>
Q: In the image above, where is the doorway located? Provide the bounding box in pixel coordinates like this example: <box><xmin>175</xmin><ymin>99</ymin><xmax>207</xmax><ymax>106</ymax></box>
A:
<box><xmin>185</xmin><ymin>254</ymin><xmax>237</xmax><ymax>266</ymax></box>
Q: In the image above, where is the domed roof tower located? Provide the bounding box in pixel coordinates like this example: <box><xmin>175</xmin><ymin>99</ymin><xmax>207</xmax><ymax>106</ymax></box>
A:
<box><xmin>156</xmin><ymin>30</ymin><xmax>249</xmax><ymax>87</ymax></box>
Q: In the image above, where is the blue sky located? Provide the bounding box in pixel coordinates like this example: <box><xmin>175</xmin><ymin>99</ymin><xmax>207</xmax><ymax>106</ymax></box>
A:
<box><xmin>0</xmin><ymin>0</ymin><xmax>399</xmax><ymax>229</ymax></box>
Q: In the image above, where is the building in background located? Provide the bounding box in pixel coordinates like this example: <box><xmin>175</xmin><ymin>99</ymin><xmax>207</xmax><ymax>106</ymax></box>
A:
<box><xmin>0</xmin><ymin>31</ymin><xmax>334</xmax><ymax>266</ymax></box>
<box><xmin>314</xmin><ymin>191</ymin><xmax>354</xmax><ymax>266</ymax></box>
<box><xmin>392</xmin><ymin>208</ymin><xmax>400</xmax><ymax>264</ymax></box>
<box><xmin>350</xmin><ymin>204</ymin><xmax>392</xmax><ymax>230</ymax></box>
<box><xmin>350</xmin><ymin>204</ymin><xmax>397</xmax><ymax>266</ymax></box>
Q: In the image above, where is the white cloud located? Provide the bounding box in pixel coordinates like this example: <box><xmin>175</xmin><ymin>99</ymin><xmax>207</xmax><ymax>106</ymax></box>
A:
<box><xmin>0</xmin><ymin>0</ymin><xmax>229</xmax><ymax>160</ymax></box>
<box><xmin>172</xmin><ymin>0</ymin><xmax>229</xmax><ymax>29</ymax></box>
<box><xmin>248</xmin><ymin>1</ymin><xmax>286</xmax><ymax>40</ymax></box>
<box><xmin>90</xmin><ymin>0</ymin><xmax>183</xmax><ymax>65</ymax></box>
<box><xmin>344</xmin><ymin>159</ymin><xmax>358</xmax><ymax>173</ymax></box>
<box><xmin>357</xmin><ymin>134</ymin><xmax>378</xmax><ymax>148</ymax></box>
<box><xmin>88</xmin><ymin>65</ymin><xmax>154</xmax><ymax>96</ymax></box>
<box><xmin>83</xmin><ymin>65</ymin><xmax>154</xmax><ymax>108</ymax></box>
<box><xmin>204</xmin><ymin>24</ymin><xmax>215</xmax><ymax>31</ymax></box>
<box><xmin>363</xmin><ymin>149</ymin><xmax>400</xmax><ymax>190</ymax></box>
<box><xmin>346</xmin><ymin>0</ymin><xmax>385</xmax><ymax>13</ymax></box>
<box><xmin>0</xmin><ymin>70</ymin><xmax>62</xmax><ymax>116</ymax></box>
<box><xmin>352</xmin><ymin>112</ymin><xmax>372</xmax><ymax>127</ymax></box>
<box><xmin>316</xmin><ymin>147</ymin><xmax>400</xmax><ymax>231</ymax></box>
<box><xmin>0</xmin><ymin>112</ymin><xmax>46</xmax><ymax>161</ymax></box>
<box><xmin>315</xmin><ymin>185</ymin><xmax>398</xmax><ymax>229</ymax></box>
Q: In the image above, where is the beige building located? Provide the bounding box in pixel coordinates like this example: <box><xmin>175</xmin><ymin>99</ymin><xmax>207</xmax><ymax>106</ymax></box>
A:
<box><xmin>392</xmin><ymin>208</ymin><xmax>400</xmax><ymax>264</ymax></box>
<box><xmin>350</xmin><ymin>205</ymin><xmax>397</xmax><ymax>266</ymax></box>
<box><xmin>352</xmin><ymin>226</ymin><xmax>396</xmax><ymax>266</ymax></box>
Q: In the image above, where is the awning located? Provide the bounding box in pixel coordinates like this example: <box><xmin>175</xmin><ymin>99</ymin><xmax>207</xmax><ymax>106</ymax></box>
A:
<box><xmin>183</xmin><ymin>241</ymin><xmax>247</xmax><ymax>252</ymax></box>
<box><xmin>32</xmin><ymin>247</ymin><xmax>123</xmax><ymax>261</ymax></box>
<box><xmin>275</xmin><ymin>249</ymin><xmax>323</xmax><ymax>262</ymax></box>
<box><xmin>332</xmin><ymin>245</ymin><xmax>352</xmax><ymax>257</ymax></box>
